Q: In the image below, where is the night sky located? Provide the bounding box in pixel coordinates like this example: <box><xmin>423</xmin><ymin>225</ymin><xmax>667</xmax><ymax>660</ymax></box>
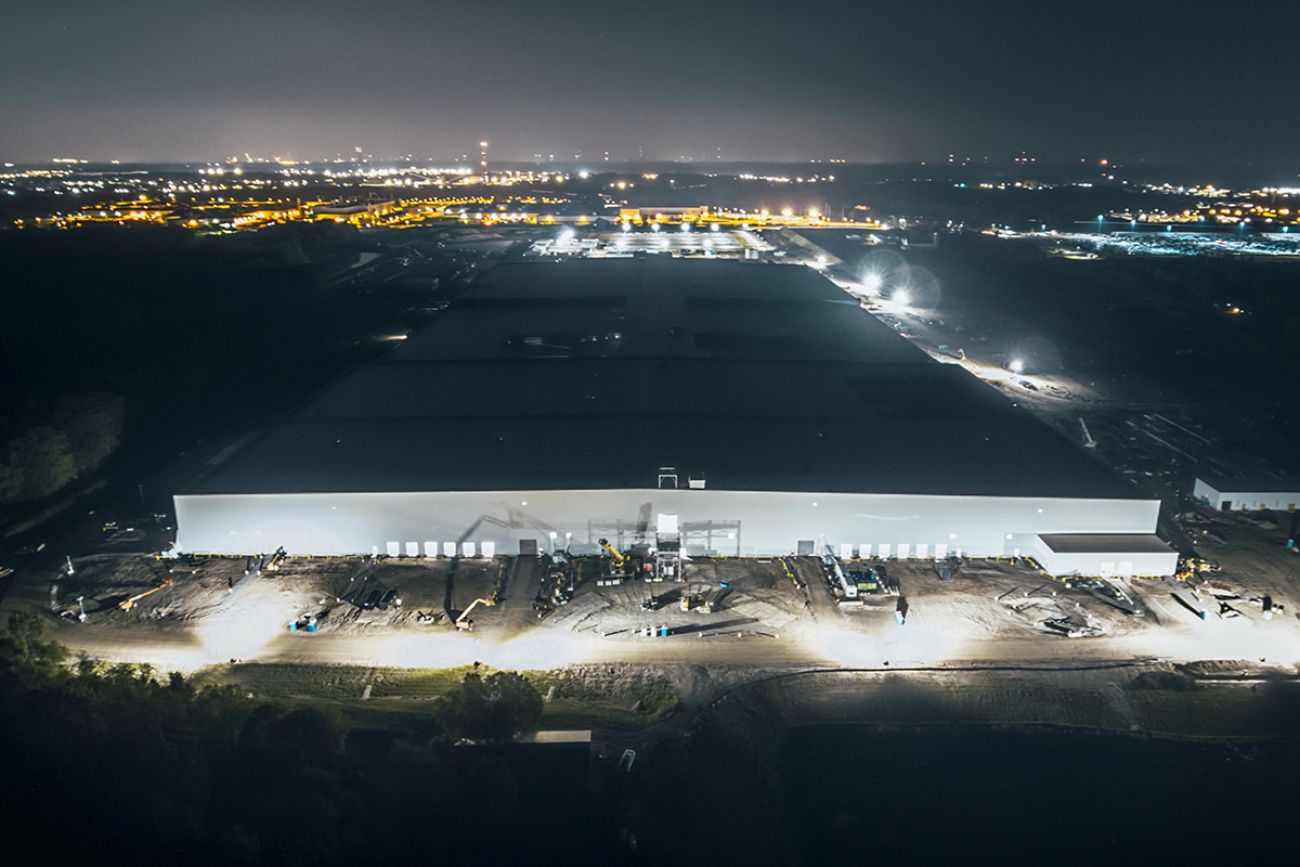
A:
<box><xmin>1</xmin><ymin>0</ymin><xmax>1296</xmax><ymax>169</ymax></box>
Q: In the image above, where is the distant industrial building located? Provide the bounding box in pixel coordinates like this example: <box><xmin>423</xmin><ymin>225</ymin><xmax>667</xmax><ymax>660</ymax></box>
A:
<box><xmin>175</xmin><ymin>258</ymin><xmax>1176</xmax><ymax>577</ymax></box>
<box><xmin>1194</xmin><ymin>475</ymin><xmax>1300</xmax><ymax>512</ymax></box>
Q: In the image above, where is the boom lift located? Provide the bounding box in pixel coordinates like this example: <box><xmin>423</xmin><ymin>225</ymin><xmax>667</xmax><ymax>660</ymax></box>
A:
<box><xmin>821</xmin><ymin>546</ymin><xmax>859</xmax><ymax>601</ymax></box>
<box><xmin>118</xmin><ymin>578</ymin><xmax>174</xmax><ymax>612</ymax></box>
<box><xmin>455</xmin><ymin>596</ymin><xmax>495</xmax><ymax>631</ymax></box>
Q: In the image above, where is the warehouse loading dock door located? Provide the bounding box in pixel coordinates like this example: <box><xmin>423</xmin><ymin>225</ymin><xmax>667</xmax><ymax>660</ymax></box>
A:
<box><xmin>519</xmin><ymin>538</ymin><xmax>538</xmax><ymax>556</ymax></box>
<box><xmin>797</xmin><ymin>540</ymin><xmax>815</xmax><ymax>556</ymax></box>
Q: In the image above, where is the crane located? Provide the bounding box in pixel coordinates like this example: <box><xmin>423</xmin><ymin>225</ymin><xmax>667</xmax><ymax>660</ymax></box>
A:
<box><xmin>1079</xmin><ymin>417</ymin><xmax>1098</xmax><ymax>449</ymax></box>
<box><xmin>454</xmin><ymin>596</ymin><xmax>495</xmax><ymax>631</ymax></box>
<box><xmin>118</xmin><ymin>578</ymin><xmax>173</xmax><ymax>612</ymax></box>
<box><xmin>597</xmin><ymin>538</ymin><xmax>629</xmax><ymax>568</ymax></box>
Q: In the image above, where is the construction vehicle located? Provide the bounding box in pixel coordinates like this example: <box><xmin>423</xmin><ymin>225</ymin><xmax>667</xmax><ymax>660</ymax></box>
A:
<box><xmin>455</xmin><ymin>596</ymin><xmax>495</xmax><ymax>631</ymax></box>
<box><xmin>821</xmin><ymin>546</ymin><xmax>860</xmax><ymax>601</ymax></box>
<box><xmin>118</xmin><ymin>578</ymin><xmax>173</xmax><ymax>611</ymax></box>
<box><xmin>597</xmin><ymin>538</ymin><xmax>629</xmax><ymax>568</ymax></box>
<box><xmin>1079</xmin><ymin>417</ymin><xmax>1098</xmax><ymax>449</ymax></box>
<box><xmin>264</xmin><ymin>546</ymin><xmax>288</xmax><ymax>573</ymax></box>
<box><xmin>597</xmin><ymin>538</ymin><xmax>632</xmax><ymax>584</ymax></box>
<box><xmin>1174</xmin><ymin>555</ymin><xmax>1221</xmax><ymax>582</ymax></box>
<box><xmin>543</xmin><ymin>551</ymin><xmax>575</xmax><ymax>604</ymax></box>
<box><xmin>850</xmin><ymin>567</ymin><xmax>882</xmax><ymax>593</ymax></box>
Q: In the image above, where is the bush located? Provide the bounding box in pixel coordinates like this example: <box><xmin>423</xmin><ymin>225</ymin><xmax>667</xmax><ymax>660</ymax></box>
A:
<box><xmin>437</xmin><ymin>671</ymin><xmax>544</xmax><ymax>742</ymax></box>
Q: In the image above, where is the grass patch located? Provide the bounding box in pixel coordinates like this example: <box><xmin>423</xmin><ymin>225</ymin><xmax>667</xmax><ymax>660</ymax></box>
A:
<box><xmin>191</xmin><ymin>662</ymin><xmax>680</xmax><ymax>730</ymax></box>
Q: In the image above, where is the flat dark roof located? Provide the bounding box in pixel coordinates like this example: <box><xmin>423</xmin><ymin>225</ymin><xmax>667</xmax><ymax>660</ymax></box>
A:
<box><xmin>192</xmin><ymin>258</ymin><xmax>1137</xmax><ymax>499</ymax></box>
<box><xmin>1038</xmin><ymin>534</ymin><xmax>1173</xmax><ymax>554</ymax></box>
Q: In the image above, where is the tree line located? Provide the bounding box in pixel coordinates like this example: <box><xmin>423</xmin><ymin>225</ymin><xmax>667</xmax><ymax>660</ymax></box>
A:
<box><xmin>0</xmin><ymin>392</ymin><xmax>123</xmax><ymax>503</ymax></box>
<box><xmin>0</xmin><ymin>613</ymin><xmax>615</xmax><ymax>866</ymax></box>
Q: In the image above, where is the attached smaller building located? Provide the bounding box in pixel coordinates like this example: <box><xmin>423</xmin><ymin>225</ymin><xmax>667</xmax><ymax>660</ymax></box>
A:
<box><xmin>1194</xmin><ymin>475</ymin><xmax>1300</xmax><ymax>512</ymax></box>
<box><xmin>1021</xmin><ymin>533</ymin><xmax>1178</xmax><ymax>579</ymax></box>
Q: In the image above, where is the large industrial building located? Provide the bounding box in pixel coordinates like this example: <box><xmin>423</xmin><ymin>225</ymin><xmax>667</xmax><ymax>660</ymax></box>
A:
<box><xmin>175</xmin><ymin>257</ymin><xmax>1177</xmax><ymax>577</ymax></box>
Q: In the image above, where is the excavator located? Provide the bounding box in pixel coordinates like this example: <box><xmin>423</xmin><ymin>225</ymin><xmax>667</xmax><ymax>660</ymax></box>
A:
<box><xmin>454</xmin><ymin>596</ymin><xmax>496</xmax><ymax>632</ymax></box>
<box><xmin>118</xmin><ymin>578</ymin><xmax>173</xmax><ymax>612</ymax></box>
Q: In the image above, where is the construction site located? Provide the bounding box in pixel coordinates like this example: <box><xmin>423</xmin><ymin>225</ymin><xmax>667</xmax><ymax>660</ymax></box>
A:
<box><xmin>39</xmin><ymin>505</ymin><xmax>1298</xmax><ymax>677</ymax></box>
<box><xmin>19</xmin><ymin>254</ymin><xmax>1299</xmax><ymax>675</ymax></box>
<box><xmin>172</xmin><ymin>258</ymin><xmax>1176</xmax><ymax>578</ymax></box>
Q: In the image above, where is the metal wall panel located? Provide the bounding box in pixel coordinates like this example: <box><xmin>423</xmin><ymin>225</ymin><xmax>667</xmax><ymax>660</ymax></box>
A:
<box><xmin>175</xmin><ymin>488</ymin><xmax>1162</xmax><ymax>561</ymax></box>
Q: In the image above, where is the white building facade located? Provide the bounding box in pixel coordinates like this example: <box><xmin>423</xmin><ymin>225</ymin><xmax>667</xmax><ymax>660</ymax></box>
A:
<box><xmin>1194</xmin><ymin>478</ymin><xmax>1300</xmax><ymax>512</ymax></box>
<box><xmin>175</xmin><ymin>487</ymin><xmax>1172</xmax><ymax>575</ymax></box>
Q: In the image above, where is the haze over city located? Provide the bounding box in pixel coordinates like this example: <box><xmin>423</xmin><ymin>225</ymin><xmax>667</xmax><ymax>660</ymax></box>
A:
<box><xmin>2</xmin><ymin>0</ymin><xmax>1297</xmax><ymax>174</ymax></box>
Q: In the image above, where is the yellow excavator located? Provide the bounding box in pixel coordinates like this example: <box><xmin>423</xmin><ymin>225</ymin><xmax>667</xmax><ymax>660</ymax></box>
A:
<box><xmin>454</xmin><ymin>596</ymin><xmax>496</xmax><ymax>631</ymax></box>
<box><xmin>118</xmin><ymin>578</ymin><xmax>174</xmax><ymax>612</ymax></box>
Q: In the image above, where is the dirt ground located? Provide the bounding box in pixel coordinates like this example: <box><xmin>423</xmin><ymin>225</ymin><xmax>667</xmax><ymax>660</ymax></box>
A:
<box><xmin>50</xmin><ymin>554</ymin><xmax>508</xmax><ymax>635</ymax></box>
<box><xmin>31</xmin><ymin>511</ymin><xmax>1300</xmax><ymax>678</ymax></box>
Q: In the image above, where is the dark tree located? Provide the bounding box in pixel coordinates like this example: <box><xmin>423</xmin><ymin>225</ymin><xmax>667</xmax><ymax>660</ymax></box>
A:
<box><xmin>437</xmin><ymin>671</ymin><xmax>544</xmax><ymax>742</ymax></box>
<box><xmin>2</xmin><ymin>426</ymin><xmax>77</xmax><ymax>501</ymax></box>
